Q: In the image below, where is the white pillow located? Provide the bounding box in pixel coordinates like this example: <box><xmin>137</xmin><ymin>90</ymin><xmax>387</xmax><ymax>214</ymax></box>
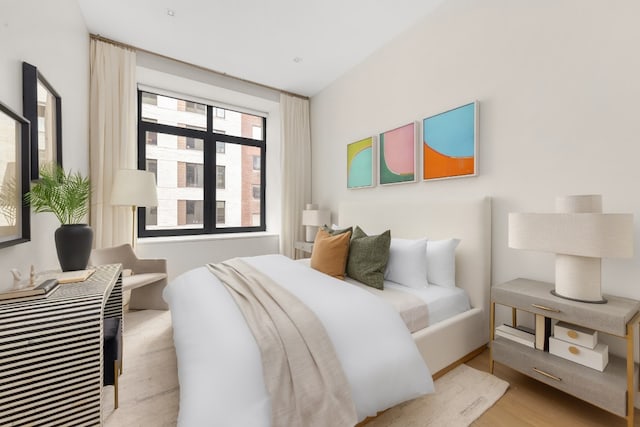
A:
<box><xmin>384</xmin><ymin>238</ymin><xmax>429</xmax><ymax>289</ymax></box>
<box><xmin>427</xmin><ymin>238</ymin><xmax>460</xmax><ymax>288</ymax></box>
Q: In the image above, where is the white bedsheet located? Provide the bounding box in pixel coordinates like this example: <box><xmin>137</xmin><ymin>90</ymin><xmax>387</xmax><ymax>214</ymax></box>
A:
<box><xmin>384</xmin><ymin>281</ymin><xmax>471</xmax><ymax>325</ymax></box>
<box><xmin>164</xmin><ymin>254</ymin><xmax>433</xmax><ymax>426</ymax></box>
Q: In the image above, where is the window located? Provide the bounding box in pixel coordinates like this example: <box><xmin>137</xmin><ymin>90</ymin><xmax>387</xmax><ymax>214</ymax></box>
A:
<box><xmin>138</xmin><ymin>90</ymin><xmax>266</xmax><ymax>237</ymax></box>
<box><xmin>216</xmin><ymin>141</ymin><xmax>225</xmax><ymax>153</ymax></box>
<box><xmin>142</xmin><ymin>92</ymin><xmax>157</xmax><ymax>106</ymax></box>
<box><xmin>147</xmin><ymin>207</ymin><xmax>158</xmax><ymax>226</ymax></box>
<box><xmin>186</xmin><ymin>136</ymin><xmax>203</xmax><ymax>151</ymax></box>
<box><xmin>216</xmin><ymin>201</ymin><xmax>225</xmax><ymax>224</ymax></box>
<box><xmin>216</xmin><ymin>165</ymin><xmax>225</xmax><ymax>189</ymax></box>
<box><xmin>185</xmin><ymin>163</ymin><xmax>204</xmax><ymax>188</ymax></box>
<box><xmin>185</xmin><ymin>200</ymin><xmax>204</xmax><ymax>224</ymax></box>
<box><xmin>146</xmin><ymin>159</ymin><xmax>157</xmax><ymax>183</ymax></box>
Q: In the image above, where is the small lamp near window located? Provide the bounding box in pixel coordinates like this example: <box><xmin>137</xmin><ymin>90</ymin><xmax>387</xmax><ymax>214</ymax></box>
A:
<box><xmin>509</xmin><ymin>195</ymin><xmax>633</xmax><ymax>303</ymax></box>
<box><xmin>302</xmin><ymin>204</ymin><xmax>331</xmax><ymax>243</ymax></box>
<box><xmin>111</xmin><ymin>169</ymin><xmax>158</xmax><ymax>247</ymax></box>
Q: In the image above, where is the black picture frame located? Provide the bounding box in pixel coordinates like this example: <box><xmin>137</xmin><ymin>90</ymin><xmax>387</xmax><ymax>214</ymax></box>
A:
<box><xmin>0</xmin><ymin>100</ymin><xmax>31</xmax><ymax>248</ymax></box>
<box><xmin>22</xmin><ymin>61</ymin><xmax>62</xmax><ymax>180</ymax></box>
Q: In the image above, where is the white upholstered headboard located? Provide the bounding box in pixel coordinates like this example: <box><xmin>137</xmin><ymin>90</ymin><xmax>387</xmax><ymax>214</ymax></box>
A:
<box><xmin>338</xmin><ymin>198</ymin><xmax>492</xmax><ymax>316</ymax></box>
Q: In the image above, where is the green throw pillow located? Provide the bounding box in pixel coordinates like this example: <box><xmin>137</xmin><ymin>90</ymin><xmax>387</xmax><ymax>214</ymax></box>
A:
<box><xmin>346</xmin><ymin>226</ymin><xmax>391</xmax><ymax>290</ymax></box>
<box><xmin>321</xmin><ymin>224</ymin><xmax>353</xmax><ymax>236</ymax></box>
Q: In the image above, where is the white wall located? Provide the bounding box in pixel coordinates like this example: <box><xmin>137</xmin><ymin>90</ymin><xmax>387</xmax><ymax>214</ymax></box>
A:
<box><xmin>311</xmin><ymin>0</ymin><xmax>640</xmax><ymax>299</ymax></box>
<box><xmin>0</xmin><ymin>0</ymin><xmax>89</xmax><ymax>290</ymax></box>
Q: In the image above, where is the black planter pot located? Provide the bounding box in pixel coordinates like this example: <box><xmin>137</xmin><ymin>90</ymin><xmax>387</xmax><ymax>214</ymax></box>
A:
<box><xmin>54</xmin><ymin>224</ymin><xmax>94</xmax><ymax>272</ymax></box>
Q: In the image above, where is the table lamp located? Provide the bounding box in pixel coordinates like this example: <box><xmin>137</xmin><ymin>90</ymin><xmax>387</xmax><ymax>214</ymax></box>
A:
<box><xmin>509</xmin><ymin>195</ymin><xmax>633</xmax><ymax>303</ymax></box>
<box><xmin>301</xmin><ymin>204</ymin><xmax>330</xmax><ymax>242</ymax></box>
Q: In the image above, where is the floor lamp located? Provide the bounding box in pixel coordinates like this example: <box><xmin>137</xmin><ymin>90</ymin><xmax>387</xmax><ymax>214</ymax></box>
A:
<box><xmin>111</xmin><ymin>169</ymin><xmax>158</xmax><ymax>248</ymax></box>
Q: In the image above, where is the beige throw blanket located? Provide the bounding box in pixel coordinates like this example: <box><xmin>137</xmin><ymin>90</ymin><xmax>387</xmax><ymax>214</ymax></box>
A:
<box><xmin>207</xmin><ymin>259</ymin><xmax>357</xmax><ymax>427</ymax></box>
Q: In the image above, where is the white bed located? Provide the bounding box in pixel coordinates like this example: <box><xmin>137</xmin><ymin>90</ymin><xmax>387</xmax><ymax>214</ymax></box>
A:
<box><xmin>164</xmin><ymin>197</ymin><xmax>491</xmax><ymax>425</ymax></box>
<box><xmin>165</xmin><ymin>255</ymin><xmax>434</xmax><ymax>426</ymax></box>
<box><xmin>338</xmin><ymin>198</ymin><xmax>492</xmax><ymax>375</ymax></box>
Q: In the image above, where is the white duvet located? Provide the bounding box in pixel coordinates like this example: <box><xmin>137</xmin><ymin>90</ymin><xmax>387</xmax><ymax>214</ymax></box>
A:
<box><xmin>164</xmin><ymin>254</ymin><xmax>434</xmax><ymax>426</ymax></box>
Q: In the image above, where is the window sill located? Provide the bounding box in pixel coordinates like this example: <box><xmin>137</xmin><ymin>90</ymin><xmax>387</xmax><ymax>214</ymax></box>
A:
<box><xmin>137</xmin><ymin>231</ymin><xmax>278</xmax><ymax>246</ymax></box>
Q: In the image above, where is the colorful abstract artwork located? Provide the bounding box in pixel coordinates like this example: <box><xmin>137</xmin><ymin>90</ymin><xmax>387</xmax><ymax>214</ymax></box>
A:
<box><xmin>379</xmin><ymin>122</ymin><xmax>416</xmax><ymax>185</ymax></box>
<box><xmin>423</xmin><ymin>101</ymin><xmax>477</xmax><ymax>180</ymax></box>
<box><xmin>347</xmin><ymin>137</ymin><xmax>374</xmax><ymax>189</ymax></box>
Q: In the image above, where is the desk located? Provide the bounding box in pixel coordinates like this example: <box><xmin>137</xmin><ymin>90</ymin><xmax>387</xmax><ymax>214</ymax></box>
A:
<box><xmin>0</xmin><ymin>263</ymin><xmax>122</xmax><ymax>426</ymax></box>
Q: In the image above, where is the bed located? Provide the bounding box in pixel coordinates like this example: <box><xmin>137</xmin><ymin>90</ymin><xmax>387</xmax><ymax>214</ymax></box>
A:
<box><xmin>164</xmin><ymin>198</ymin><xmax>491</xmax><ymax>425</ymax></box>
<box><xmin>337</xmin><ymin>198</ymin><xmax>492</xmax><ymax>375</ymax></box>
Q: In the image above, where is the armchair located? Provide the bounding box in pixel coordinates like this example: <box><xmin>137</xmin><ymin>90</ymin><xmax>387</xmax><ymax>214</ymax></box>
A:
<box><xmin>90</xmin><ymin>244</ymin><xmax>168</xmax><ymax>310</ymax></box>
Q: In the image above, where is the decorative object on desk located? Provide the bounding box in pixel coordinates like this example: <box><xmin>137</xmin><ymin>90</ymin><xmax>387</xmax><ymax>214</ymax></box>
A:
<box><xmin>301</xmin><ymin>204</ymin><xmax>330</xmax><ymax>242</ymax></box>
<box><xmin>379</xmin><ymin>122</ymin><xmax>417</xmax><ymax>185</ymax></box>
<box><xmin>508</xmin><ymin>195</ymin><xmax>633</xmax><ymax>303</ymax></box>
<box><xmin>25</xmin><ymin>163</ymin><xmax>93</xmax><ymax>271</ymax></box>
<box><xmin>423</xmin><ymin>101</ymin><xmax>477</xmax><ymax>181</ymax></box>
<box><xmin>110</xmin><ymin>169</ymin><xmax>157</xmax><ymax>247</ymax></box>
<box><xmin>0</xmin><ymin>100</ymin><xmax>30</xmax><ymax>249</ymax></box>
<box><xmin>347</xmin><ymin>136</ymin><xmax>375</xmax><ymax>189</ymax></box>
<box><xmin>0</xmin><ymin>278</ymin><xmax>58</xmax><ymax>301</ymax></box>
<box><xmin>39</xmin><ymin>268</ymin><xmax>96</xmax><ymax>284</ymax></box>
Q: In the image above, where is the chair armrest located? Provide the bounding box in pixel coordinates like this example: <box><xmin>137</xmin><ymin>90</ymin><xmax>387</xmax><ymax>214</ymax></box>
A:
<box><xmin>132</xmin><ymin>258</ymin><xmax>167</xmax><ymax>275</ymax></box>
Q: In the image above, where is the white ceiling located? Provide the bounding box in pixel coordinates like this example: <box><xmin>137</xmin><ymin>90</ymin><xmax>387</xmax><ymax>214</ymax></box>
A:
<box><xmin>77</xmin><ymin>0</ymin><xmax>444</xmax><ymax>97</ymax></box>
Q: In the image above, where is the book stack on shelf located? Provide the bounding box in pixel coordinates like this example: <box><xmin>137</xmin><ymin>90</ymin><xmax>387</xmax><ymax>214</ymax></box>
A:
<box><xmin>494</xmin><ymin>315</ymin><xmax>552</xmax><ymax>351</ymax></box>
<box><xmin>549</xmin><ymin>321</ymin><xmax>609</xmax><ymax>371</ymax></box>
<box><xmin>495</xmin><ymin>324</ymin><xmax>535</xmax><ymax>348</ymax></box>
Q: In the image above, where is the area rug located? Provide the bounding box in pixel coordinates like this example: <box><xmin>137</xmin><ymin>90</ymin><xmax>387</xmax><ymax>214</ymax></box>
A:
<box><xmin>103</xmin><ymin>310</ymin><xmax>179</xmax><ymax>427</ymax></box>
<box><xmin>104</xmin><ymin>310</ymin><xmax>508</xmax><ymax>427</ymax></box>
<box><xmin>366</xmin><ymin>364</ymin><xmax>509</xmax><ymax>427</ymax></box>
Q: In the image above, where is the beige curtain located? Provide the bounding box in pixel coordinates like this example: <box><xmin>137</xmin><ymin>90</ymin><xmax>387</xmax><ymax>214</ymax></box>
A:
<box><xmin>89</xmin><ymin>39</ymin><xmax>137</xmax><ymax>249</ymax></box>
<box><xmin>280</xmin><ymin>94</ymin><xmax>311</xmax><ymax>257</ymax></box>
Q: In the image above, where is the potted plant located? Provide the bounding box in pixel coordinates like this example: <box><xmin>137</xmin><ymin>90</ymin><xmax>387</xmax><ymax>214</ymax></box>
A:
<box><xmin>26</xmin><ymin>163</ymin><xmax>93</xmax><ymax>271</ymax></box>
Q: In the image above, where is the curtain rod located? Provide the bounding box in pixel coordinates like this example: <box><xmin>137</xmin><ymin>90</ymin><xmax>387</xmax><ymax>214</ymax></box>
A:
<box><xmin>90</xmin><ymin>34</ymin><xmax>309</xmax><ymax>101</ymax></box>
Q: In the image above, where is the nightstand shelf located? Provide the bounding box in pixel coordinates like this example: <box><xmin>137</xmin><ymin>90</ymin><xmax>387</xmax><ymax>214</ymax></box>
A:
<box><xmin>490</xmin><ymin>278</ymin><xmax>640</xmax><ymax>427</ymax></box>
<box><xmin>293</xmin><ymin>241</ymin><xmax>314</xmax><ymax>259</ymax></box>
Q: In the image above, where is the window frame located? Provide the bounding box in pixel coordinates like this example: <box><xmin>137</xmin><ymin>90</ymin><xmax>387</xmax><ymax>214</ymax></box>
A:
<box><xmin>137</xmin><ymin>90</ymin><xmax>267</xmax><ymax>237</ymax></box>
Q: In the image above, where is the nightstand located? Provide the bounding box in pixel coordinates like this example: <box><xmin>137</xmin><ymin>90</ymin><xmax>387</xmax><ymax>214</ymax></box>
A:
<box><xmin>490</xmin><ymin>278</ymin><xmax>640</xmax><ymax>427</ymax></box>
<box><xmin>294</xmin><ymin>241</ymin><xmax>314</xmax><ymax>259</ymax></box>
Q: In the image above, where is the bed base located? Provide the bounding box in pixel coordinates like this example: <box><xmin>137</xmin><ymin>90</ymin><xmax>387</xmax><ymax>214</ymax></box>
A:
<box><xmin>413</xmin><ymin>307</ymin><xmax>488</xmax><ymax>375</ymax></box>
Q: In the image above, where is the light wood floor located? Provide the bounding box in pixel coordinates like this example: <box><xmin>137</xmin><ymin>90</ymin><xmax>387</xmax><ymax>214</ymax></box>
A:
<box><xmin>467</xmin><ymin>349</ymin><xmax>640</xmax><ymax>426</ymax></box>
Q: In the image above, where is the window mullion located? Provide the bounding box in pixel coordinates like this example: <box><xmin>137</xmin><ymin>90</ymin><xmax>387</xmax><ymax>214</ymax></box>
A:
<box><xmin>204</xmin><ymin>106</ymin><xmax>214</xmax><ymax>233</ymax></box>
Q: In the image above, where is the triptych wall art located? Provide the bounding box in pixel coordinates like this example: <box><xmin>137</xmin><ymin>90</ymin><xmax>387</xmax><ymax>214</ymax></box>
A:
<box><xmin>347</xmin><ymin>101</ymin><xmax>478</xmax><ymax>189</ymax></box>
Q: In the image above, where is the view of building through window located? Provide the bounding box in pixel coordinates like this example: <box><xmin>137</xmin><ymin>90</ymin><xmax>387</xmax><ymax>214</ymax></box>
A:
<box><xmin>139</xmin><ymin>91</ymin><xmax>265</xmax><ymax>235</ymax></box>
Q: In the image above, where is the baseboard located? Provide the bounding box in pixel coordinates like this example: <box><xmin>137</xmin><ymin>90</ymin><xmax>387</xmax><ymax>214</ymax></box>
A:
<box><xmin>432</xmin><ymin>344</ymin><xmax>488</xmax><ymax>380</ymax></box>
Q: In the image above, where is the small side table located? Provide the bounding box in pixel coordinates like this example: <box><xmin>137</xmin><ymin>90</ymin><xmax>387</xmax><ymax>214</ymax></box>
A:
<box><xmin>294</xmin><ymin>241</ymin><xmax>314</xmax><ymax>259</ymax></box>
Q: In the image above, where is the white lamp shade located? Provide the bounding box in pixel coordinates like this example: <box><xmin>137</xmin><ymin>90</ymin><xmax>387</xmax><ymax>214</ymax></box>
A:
<box><xmin>508</xmin><ymin>194</ymin><xmax>634</xmax><ymax>303</ymax></box>
<box><xmin>111</xmin><ymin>169</ymin><xmax>158</xmax><ymax>207</ymax></box>
<box><xmin>301</xmin><ymin>209</ymin><xmax>331</xmax><ymax>227</ymax></box>
<box><xmin>508</xmin><ymin>213</ymin><xmax>633</xmax><ymax>258</ymax></box>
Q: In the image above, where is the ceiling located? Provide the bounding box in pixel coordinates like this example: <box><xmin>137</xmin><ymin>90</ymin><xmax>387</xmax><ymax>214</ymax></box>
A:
<box><xmin>77</xmin><ymin>0</ymin><xmax>445</xmax><ymax>97</ymax></box>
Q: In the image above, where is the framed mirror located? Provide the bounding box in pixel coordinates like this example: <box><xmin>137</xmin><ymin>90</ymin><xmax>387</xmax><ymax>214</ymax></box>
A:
<box><xmin>0</xmin><ymin>100</ymin><xmax>30</xmax><ymax>248</ymax></box>
<box><xmin>22</xmin><ymin>61</ymin><xmax>62</xmax><ymax>180</ymax></box>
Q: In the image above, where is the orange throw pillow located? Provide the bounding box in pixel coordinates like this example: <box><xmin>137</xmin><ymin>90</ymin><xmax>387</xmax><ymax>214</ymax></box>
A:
<box><xmin>310</xmin><ymin>228</ymin><xmax>352</xmax><ymax>279</ymax></box>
